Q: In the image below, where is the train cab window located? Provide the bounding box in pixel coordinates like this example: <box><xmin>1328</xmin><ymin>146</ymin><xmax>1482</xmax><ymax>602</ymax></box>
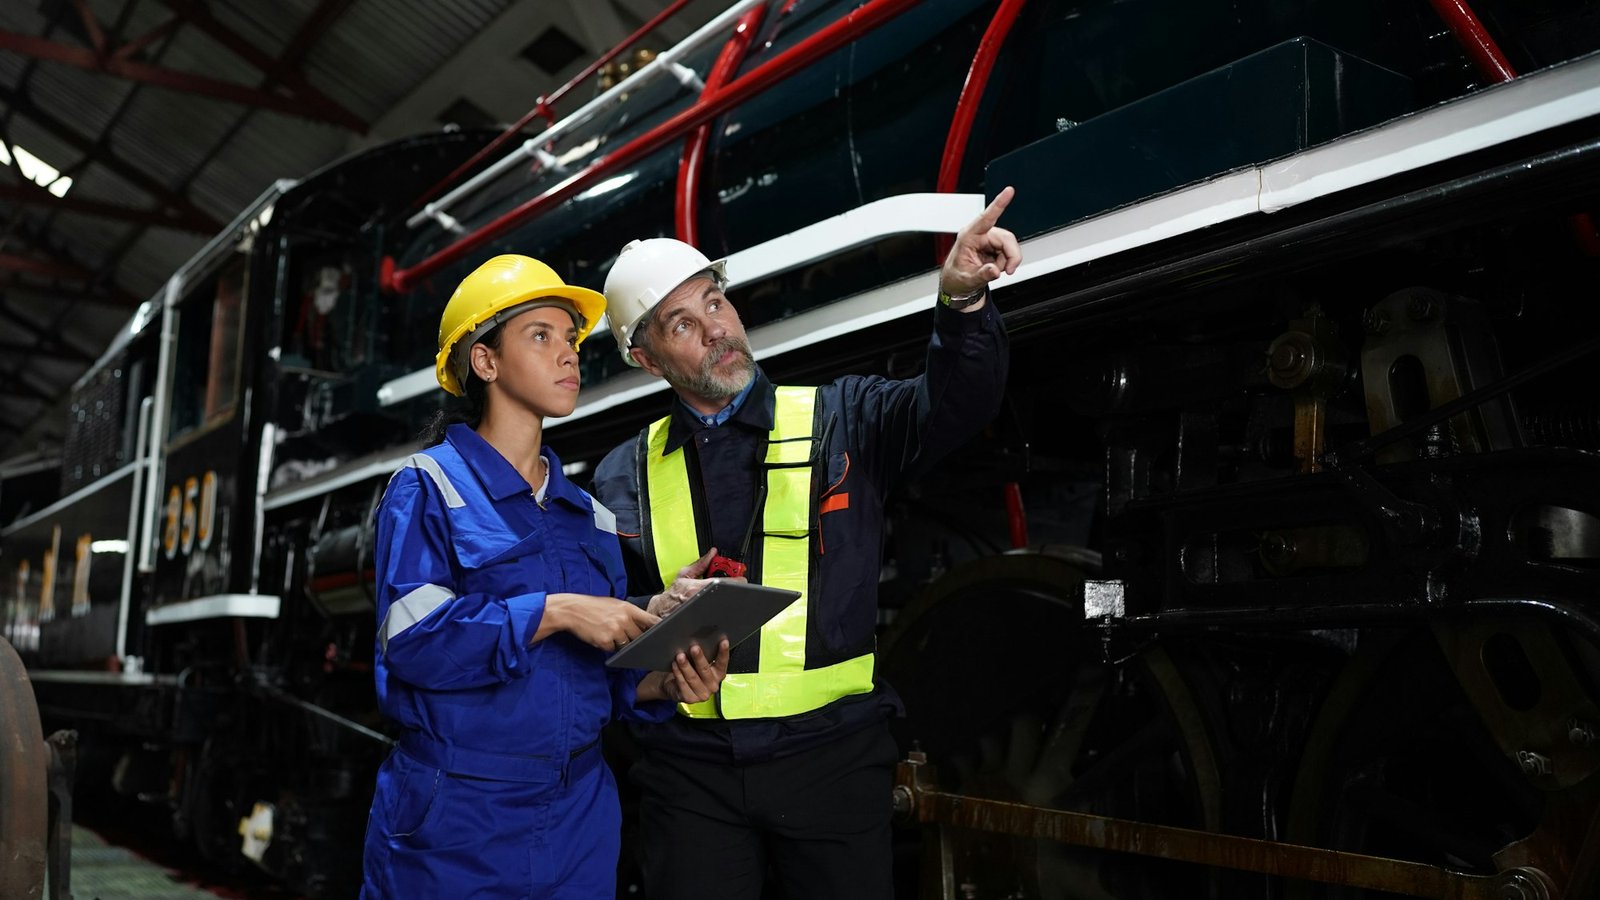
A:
<box><xmin>168</xmin><ymin>257</ymin><xmax>246</xmax><ymax>442</ymax></box>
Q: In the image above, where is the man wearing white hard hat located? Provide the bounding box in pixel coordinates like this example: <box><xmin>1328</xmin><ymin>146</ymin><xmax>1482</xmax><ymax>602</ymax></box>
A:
<box><xmin>593</xmin><ymin>188</ymin><xmax>1019</xmax><ymax>899</ymax></box>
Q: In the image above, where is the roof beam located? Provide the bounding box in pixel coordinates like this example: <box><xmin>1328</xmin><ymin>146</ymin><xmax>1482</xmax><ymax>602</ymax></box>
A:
<box><xmin>0</xmin><ymin>227</ymin><xmax>140</xmax><ymax>307</ymax></box>
<box><xmin>0</xmin><ymin>251</ymin><xmax>97</xmax><ymax>281</ymax></box>
<box><xmin>0</xmin><ymin>275</ymin><xmax>144</xmax><ymax>311</ymax></box>
<box><xmin>70</xmin><ymin>0</ymin><xmax>109</xmax><ymax>58</ymax></box>
<box><xmin>0</xmin><ymin>28</ymin><xmax>366</xmax><ymax>132</ymax></box>
<box><xmin>0</xmin><ymin>181</ymin><xmax>212</xmax><ymax>233</ymax></box>
<box><xmin>148</xmin><ymin>0</ymin><xmax>367</xmax><ymax>133</ymax></box>
<box><xmin>0</xmin><ymin>304</ymin><xmax>98</xmax><ymax>364</ymax></box>
<box><xmin>0</xmin><ymin>84</ymin><xmax>224</xmax><ymax>233</ymax></box>
<box><xmin>279</xmin><ymin>0</ymin><xmax>357</xmax><ymax>69</ymax></box>
<box><xmin>110</xmin><ymin>15</ymin><xmax>184</xmax><ymax>64</ymax></box>
<box><xmin>0</xmin><ymin>339</ymin><xmax>98</xmax><ymax>363</ymax></box>
<box><xmin>0</xmin><ymin>379</ymin><xmax>57</xmax><ymax>403</ymax></box>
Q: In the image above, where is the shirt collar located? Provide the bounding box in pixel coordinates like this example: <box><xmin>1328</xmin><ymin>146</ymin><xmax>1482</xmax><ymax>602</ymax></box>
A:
<box><xmin>680</xmin><ymin>370</ymin><xmax>759</xmax><ymax>427</ymax></box>
<box><xmin>445</xmin><ymin>423</ymin><xmax>584</xmax><ymax>505</ymax></box>
<box><xmin>662</xmin><ymin>367</ymin><xmax>774</xmax><ymax>455</ymax></box>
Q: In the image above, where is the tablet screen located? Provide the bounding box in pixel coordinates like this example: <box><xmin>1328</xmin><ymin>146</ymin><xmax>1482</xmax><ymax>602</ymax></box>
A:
<box><xmin>604</xmin><ymin>581</ymin><xmax>800</xmax><ymax>671</ymax></box>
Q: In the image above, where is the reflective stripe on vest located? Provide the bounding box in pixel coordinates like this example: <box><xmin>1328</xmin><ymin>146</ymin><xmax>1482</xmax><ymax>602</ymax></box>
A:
<box><xmin>642</xmin><ymin>385</ymin><xmax>874</xmax><ymax>719</ymax></box>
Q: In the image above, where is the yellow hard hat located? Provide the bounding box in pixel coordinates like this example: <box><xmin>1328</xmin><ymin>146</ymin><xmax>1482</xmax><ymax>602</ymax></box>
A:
<box><xmin>435</xmin><ymin>255</ymin><xmax>606</xmax><ymax>397</ymax></box>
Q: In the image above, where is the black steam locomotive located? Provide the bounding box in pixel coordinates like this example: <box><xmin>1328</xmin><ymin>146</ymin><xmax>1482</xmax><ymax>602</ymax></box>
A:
<box><xmin>6</xmin><ymin>0</ymin><xmax>1600</xmax><ymax>896</ymax></box>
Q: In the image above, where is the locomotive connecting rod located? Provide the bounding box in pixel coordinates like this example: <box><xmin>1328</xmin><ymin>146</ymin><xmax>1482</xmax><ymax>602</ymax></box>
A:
<box><xmin>894</xmin><ymin>754</ymin><xmax>1557</xmax><ymax>899</ymax></box>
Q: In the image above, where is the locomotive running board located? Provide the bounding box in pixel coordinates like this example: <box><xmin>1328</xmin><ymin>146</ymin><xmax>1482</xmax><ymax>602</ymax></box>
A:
<box><xmin>145</xmin><ymin>593</ymin><xmax>280</xmax><ymax>625</ymax></box>
<box><xmin>894</xmin><ymin>753</ymin><xmax>1565</xmax><ymax>899</ymax></box>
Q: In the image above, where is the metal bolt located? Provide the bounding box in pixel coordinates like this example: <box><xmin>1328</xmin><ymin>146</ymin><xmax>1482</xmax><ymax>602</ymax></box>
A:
<box><xmin>1407</xmin><ymin>295</ymin><xmax>1436</xmax><ymax>321</ymax></box>
<box><xmin>1516</xmin><ymin>750</ymin><xmax>1552</xmax><ymax>777</ymax></box>
<box><xmin>1361</xmin><ymin>308</ymin><xmax>1390</xmax><ymax>335</ymax></box>
<box><xmin>1497</xmin><ymin>868</ymin><xmax>1554</xmax><ymax>900</ymax></box>
<box><xmin>891</xmin><ymin>784</ymin><xmax>914</xmax><ymax>818</ymax></box>
<box><xmin>1260</xmin><ymin>533</ymin><xmax>1294</xmax><ymax>561</ymax></box>
<box><xmin>1269</xmin><ymin>342</ymin><xmax>1304</xmax><ymax>375</ymax></box>
<box><xmin>1569</xmin><ymin>719</ymin><xmax>1597</xmax><ymax>746</ymax></box>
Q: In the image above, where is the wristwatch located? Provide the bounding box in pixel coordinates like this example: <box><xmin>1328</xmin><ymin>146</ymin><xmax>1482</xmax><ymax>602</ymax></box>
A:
<box><xmin>938</xmin><ymin>283</ymin><xmax>987</xmax><ymax>310</ymax></box>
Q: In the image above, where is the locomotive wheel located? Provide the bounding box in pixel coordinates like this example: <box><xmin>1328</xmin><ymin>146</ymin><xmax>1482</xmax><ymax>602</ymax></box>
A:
<box><xmin>0</xmin><ymin>636</ymin><xmax>48</xmax><ymax>900</ymax></box>
<box><xmin>882</xmin><ymin>553</ymin><xmax>1223</xmax><ymax>899</ymax></box>
<box><xmin>1284</xmin><ymin>620</ymin><xmax>1600</xmax><ymax>898</ymax></box>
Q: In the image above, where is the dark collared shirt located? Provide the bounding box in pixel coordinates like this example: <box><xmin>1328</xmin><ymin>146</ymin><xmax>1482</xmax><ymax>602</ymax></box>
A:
<box><xmin>594</xmin><ymin>301</ymin><xmax>1009</xmax><ymax>764</ymax></box>
<box><xmin>682</xmin><ymin>371</ymin><xmax>758</xmax><ymax>427</ymax></box>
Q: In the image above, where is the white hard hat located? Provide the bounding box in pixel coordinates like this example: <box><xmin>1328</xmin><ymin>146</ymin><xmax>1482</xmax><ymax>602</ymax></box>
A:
<box><xmin>602</xmin><ymin>238</ymin><xmax>728</xmax><ymax>366</ymax></box>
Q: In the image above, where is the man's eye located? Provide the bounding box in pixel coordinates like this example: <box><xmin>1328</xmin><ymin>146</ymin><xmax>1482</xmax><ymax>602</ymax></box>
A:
<box><xmin>708</xmin><ymin>299</ymin><xmax>722</xmax><ymax>313</ymax></box>
<box><xmin>567</xmin><ymin>337</ymin><xmax>579</xmax><ymax>349</ymax></box>
<box><xmin>533</xmin><ymin>331</ymin><xmax>547</xmax><ymax>342</ymax></box>
<box><xmin>673</xmin><ymin>320</ymin><xmax>689</xmax><ymax>335</ymax></box>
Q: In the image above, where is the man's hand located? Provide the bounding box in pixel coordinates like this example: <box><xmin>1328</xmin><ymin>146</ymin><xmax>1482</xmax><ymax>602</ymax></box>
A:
<box><xmin>647</xmin><ymin>547</ymin><xmax>746</xmax><ymax>617</ymax></box>
<box><xmin>540</xmin><ymin>593</ymin><xmax>659</xmax><ymax>651</ymax></box>
<box><xmin>940</xmin><ymin>185</ymin><xmax>1022</xmax><ymax>300</ymax></box>
<box><xmin>638</xmin><ymin>639</ymin><xmax>731</xmax><ymax>704</ymax></box>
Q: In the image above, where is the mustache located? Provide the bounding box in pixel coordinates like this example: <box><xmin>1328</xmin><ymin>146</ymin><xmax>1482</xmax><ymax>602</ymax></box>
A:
<box><xmin>701</xmin><ymin>336</ymin><xmax>753</xmax><ymax>373</ymax></box>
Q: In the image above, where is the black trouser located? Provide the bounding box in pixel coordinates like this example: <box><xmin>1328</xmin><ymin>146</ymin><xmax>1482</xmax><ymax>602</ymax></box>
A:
<box><xmin>630</xmin><ymin>720</ymin><xmax>897</xmax><ymax>900</ymax></box>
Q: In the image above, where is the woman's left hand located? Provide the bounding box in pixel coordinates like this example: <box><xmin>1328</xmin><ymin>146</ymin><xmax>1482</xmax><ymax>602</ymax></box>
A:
<box><xmin>640</xmin><ymin>638</ymin><xmax>730</xmax><ymax>704</ymax></box>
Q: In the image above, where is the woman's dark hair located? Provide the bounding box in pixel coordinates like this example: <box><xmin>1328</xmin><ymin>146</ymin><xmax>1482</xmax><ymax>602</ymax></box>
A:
<box><xmin>420</xmin><ymin>324</ymin><xmax>503</xmax><ymax>446</ymax></box>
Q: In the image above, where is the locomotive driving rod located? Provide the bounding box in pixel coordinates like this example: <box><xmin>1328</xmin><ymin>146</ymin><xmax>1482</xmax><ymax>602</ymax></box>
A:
<box><xmin>894</xmin><ymin>754</ymin><xmax>1558</xmax><ymax>899</ymax></box>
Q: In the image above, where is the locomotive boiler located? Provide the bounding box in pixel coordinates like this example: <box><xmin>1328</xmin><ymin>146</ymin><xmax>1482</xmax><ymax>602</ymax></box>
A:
<box><xmin>5</xmin><ymin>0</ymin><xmax>1600</xmax><ymax>897</ymax></box>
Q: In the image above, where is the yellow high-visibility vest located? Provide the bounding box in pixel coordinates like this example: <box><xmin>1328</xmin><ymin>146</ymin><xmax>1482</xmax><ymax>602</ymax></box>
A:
<box><xmin>640</xmin><ymin>385</ymin><xmax>875</xmax><ymax>719</ymax></box>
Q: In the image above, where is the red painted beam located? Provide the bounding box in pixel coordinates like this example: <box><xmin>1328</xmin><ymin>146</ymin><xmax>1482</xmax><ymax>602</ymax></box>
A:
<box><xmin>279</xmin><ymin>0</ymin><xmax>357</xmax><ymax>68</ymax></box>
<box><xmin>0</xmin><ymin>28</ymin><xmax>364</xmax><ymax>131</ymax></box>
<box><xmin>0</xmin><ymin>275</ymin><xmax>140</xmax><ymax>310</ymax></box>
<box><xmin>0</xmin><ymin>85</ymin><xmax>223</xmax><ymax>232</ymax></box>
<box><xmin>0</xmin><ymin>182</ymin><xmax>212</xmax><ymax>233</ymax></box>
<box><xmin>387</xmin><ymin>0</ymin><xmax>924</xmax><ymax>293</ymax></box>
<box><xmin>70</xmin><ymin>0</ymin><xmax>108</xmax><ymax>58</ymax></box>
<box><xmin>152</xmin><ymin>0</ymin><xmax>366</xmax><ymax>132</ymax></box>
<box><xmin>110</xmin><ymin>16</ymin><xmax>183</xmax><ymax>64</ymax></box>
<box><xmin>0</xmin><ymin>251</ymin><xmax>98</xmax><ymax>281</ymax></box>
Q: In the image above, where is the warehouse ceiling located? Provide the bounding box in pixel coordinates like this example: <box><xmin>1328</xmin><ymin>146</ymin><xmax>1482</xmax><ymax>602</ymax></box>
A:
<box><xmin>0</xmin><ymin>0</ymin><xmax>719</xmax><ymax>461</ymax></box>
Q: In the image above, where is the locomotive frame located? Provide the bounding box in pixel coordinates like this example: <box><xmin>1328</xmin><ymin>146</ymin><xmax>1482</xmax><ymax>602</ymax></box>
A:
<box><xmin>5</xmin><ymin>0</ymin><xmax>1600</xmax><ymax>896</ymax></box>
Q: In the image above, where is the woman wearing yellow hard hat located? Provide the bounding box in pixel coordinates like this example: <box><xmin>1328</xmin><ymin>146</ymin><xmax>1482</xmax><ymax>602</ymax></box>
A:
<box><xmin>360</xmin><ymin>255</ymin><xmax>729</xmax><ymax>899</ymax></box>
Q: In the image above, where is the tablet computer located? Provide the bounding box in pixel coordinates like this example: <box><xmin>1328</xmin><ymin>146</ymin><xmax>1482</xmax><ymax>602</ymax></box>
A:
<box><xmin>604</xmin><ymin>581</ymin><xmax>800</xmax><ymax>671</ymax></box>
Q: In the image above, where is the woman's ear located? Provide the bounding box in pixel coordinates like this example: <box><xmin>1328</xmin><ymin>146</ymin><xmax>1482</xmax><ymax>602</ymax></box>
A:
<box><xmin>470</xmin><ymin>342</ymin><xmax>498</xmax><ymax>383</ymax></box>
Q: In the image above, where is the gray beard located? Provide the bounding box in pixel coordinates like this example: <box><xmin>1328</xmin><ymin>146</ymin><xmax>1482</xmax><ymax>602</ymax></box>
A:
<box><xmin>663</xmin><ymin>336</ymin><xmax>755</xmax><ymax>401</ymax></box>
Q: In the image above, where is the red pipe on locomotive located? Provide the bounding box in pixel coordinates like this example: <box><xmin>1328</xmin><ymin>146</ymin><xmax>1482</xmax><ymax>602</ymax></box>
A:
<box><xmin>381</xmin><ymin>0</ymin><xmax>925</xmax><ymax>295</ymax></box>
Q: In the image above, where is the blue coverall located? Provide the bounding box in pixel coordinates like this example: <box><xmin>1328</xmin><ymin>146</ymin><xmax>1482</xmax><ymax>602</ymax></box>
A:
<box><xmin>361</xmin><ymin>423</ymin><xmax>670</xmax><ymax>899</ymax></box>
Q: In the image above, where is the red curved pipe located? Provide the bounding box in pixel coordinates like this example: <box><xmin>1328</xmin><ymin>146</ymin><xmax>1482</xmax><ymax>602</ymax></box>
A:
<box><xmin>1423</xmin><ymin>0</ymin><xmax>1600</xmax><ymax>254</ymax></box>
<box><xmin>935</xmin><ymin>0</ymin><xmax>1027</xmax><ymax>261</ymax></box>
<box><xmin>1424</xmin><ymin>0</ymin><xmax>1516</xmax><ymax>83</ymax></box>
<box><xmin>1003</xmin><ymin>481</ymin><xmax>1028</xmax><ymax>549</ymax></box>
<box><xmin>384</xmin><ymin>0</ymin><xmax>924</xmax><ymax>295</ymax></box>
<box><xmin>677</xmin><ymin>6</ymin><xmax>767</xmax><ymax>245</ymax></box>
<box><xmin>408</xmin><ymin>0</ymin><xmax>694</xmax><ymax>213</ymax></box>
<box><xmin>937</xmin><ymin>0</ymin><xmax>1027</xmax><ymax>195</ymax></box>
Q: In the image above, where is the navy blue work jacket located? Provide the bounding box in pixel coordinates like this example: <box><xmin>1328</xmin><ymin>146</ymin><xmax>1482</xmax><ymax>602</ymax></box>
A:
<box><xmin>373</xmin><ymin>424</ymin><xmax>670</xmax><ymax>779</ymax></box>
<box><xmin>593</xmin><ymin>300</ymin><xmax>1009</xmax><ymax>764</ymax></box>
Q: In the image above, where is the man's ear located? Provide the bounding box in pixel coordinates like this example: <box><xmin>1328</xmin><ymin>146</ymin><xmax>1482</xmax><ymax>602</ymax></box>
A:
<box><xmin>630</xmin><ymin>345</ymin><xmax>664</xmax><ymax>379</ymax></box>
<box><xmin>469</xmin><ymin>342</ymin><xmax>498</xmax><ymax>383</ymax></box>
